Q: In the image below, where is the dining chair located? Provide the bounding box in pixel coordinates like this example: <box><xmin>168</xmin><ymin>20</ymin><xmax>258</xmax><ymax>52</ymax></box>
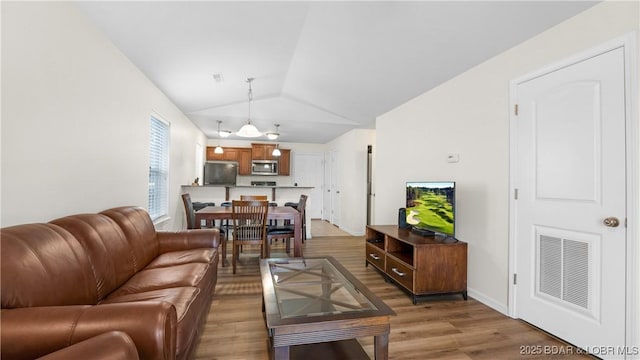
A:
<box><xmin>231</xmin><ymin>200</ymin><xmax>269</xmax><ymax>274</ymax></box>
<box><xmin>182</xmin><ymin>193</ymin><xmax>227</xmax><ymax>262</ymax></box>
<box><xmin>182</xmin><ymin>193</ymin><xmax>214</xmax><ymax>228</ymax></box>
<box><xmin>267</xmin><ymin>194</ymin><xmax>307</xmax><ymax>255</ymax></box>
<box><xmin>181</xmin><ymin>194</ymin><xmax>225</xmax><ymax>240</ymax></box>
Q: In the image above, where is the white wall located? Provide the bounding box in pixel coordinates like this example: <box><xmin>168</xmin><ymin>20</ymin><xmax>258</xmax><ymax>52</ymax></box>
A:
<box><xmin>326</xmin><ymin>129</ymin><xmax>375</xmax><ymax>236</ymax></box>
<box><xmin>1</xmin><ymin>2</ymin><xmax>207</xmax><ymax>229</ymax></box>
<box><xmin>375</xmin><ymin>1</ymin><xmax>639</xmax><ymax>312</ymax></box>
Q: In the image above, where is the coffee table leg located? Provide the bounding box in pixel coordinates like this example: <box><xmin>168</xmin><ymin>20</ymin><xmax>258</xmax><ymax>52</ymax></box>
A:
<box><xmin>273</xmin><ymin>345</ymin><xmax>289</xmax><ymax>360</ymax></box>
<box><xmin>374</xmin><ymin>332</ymin><xmax>389</xmax><ymax>360</ymax></box>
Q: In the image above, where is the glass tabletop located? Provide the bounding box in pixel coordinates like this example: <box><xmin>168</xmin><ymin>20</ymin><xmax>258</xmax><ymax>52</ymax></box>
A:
<box><xmin>265</xmin><ymin>258</ymin><xmax>378</xmax><ymax>319</ymax></box>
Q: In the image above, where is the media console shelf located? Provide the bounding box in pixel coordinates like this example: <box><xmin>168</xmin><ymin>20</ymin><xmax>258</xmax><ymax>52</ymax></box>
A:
<box><xmin>365</xmin><ymin>225</ymin><xmax>468</xmax><ymax>304</ymax></box>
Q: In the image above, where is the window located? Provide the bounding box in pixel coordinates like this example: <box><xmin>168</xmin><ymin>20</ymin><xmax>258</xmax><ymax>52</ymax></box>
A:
<box><xmin>148</xmin><ymin>115</ymin><xmax>170</xmax><ymax>221</ymax></box>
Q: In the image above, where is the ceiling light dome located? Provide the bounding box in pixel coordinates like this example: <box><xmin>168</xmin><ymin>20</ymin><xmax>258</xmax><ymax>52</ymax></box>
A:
<box><xmin>266</xmin><ymin>124</ymin><xmax>280</xmax><ymax>140</ymax></box>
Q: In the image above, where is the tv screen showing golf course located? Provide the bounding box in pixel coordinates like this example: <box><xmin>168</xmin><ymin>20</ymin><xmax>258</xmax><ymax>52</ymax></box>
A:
<box><xmin>405</xmin><ymin>181</ymin><xmax>455</xmax><ymax>236</ymax></box>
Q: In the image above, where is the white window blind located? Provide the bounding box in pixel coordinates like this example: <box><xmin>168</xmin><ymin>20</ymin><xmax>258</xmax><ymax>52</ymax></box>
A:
<box><xmin>148</xmin><ymin>116</ymin><xmax>169</xmax><ymax>221</ymax></box>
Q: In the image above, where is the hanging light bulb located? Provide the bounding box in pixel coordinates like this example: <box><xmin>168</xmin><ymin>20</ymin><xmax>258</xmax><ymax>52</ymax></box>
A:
<box><xmin>236</xmin><ymin>78</ymin><xmax>262</xmax><ymax>137</ymax></box>
<box><xmin>272</xmin><ymin>143</ymin><xmax>281</xmax><ymax>157</ymax></box>
<box><xmin>214</xmin><ymin>120</ymin><xmax>224</xmax><ymax>154</ymax></box>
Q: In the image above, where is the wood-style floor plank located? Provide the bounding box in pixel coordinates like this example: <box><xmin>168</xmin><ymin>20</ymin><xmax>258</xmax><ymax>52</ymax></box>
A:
<box><xmin>193</xmin><ymin>236</ymin><xmax>594</xmax><ymax>359</ymax></box>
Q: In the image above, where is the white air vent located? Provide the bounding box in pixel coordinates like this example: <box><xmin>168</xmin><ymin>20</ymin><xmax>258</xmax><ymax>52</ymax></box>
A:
<box><xmin>537</xmin><ymin>234</ymin><xmax>590</xmax><ymax>309</ymax></box>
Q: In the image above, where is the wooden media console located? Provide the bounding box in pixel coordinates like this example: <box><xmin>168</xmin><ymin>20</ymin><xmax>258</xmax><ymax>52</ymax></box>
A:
<box><xmin>365</xmin><ymin>225</ymin><xmax>468</xmax><ymax>304</ymax></box>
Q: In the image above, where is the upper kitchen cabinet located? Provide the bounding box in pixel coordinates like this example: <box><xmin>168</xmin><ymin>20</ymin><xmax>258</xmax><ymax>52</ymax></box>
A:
<box><xmin>277</xmin><ymin>149</ymin><xmax>291</xmax><ymax>176</ymax></box>
<box><xmin>206</xmin><ymin>146</ymin><xmax>252</xmax><ymax>175</ymax></box>
<box><xmin>236</xmin><ymin>148</ymin><xmax>252</xmax><ymax>175</ymax></box>
<box><xmin>251</xmin><ymin>143</ymin><xmax>277</xmax><ymax>160</ymax></box>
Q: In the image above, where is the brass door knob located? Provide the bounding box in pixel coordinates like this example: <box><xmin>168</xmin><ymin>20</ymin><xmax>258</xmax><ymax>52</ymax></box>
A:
<box><xmin>603</xmin><ymin>217</ymin><xmax>620</xmax><ymax>227</ymax></box>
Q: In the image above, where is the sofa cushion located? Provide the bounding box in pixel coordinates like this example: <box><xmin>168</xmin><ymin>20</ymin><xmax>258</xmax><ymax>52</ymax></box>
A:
<box><xmin>102</xmin><ymin>286</ymin><xmax>209</xmax><ymax>360</ymax></box>
<box><xmin>146</xmin><ymin>249</ymin><xmax>217</xmax><ymax>269</ymax></box>
<box><xmin>100</xmin><ymin>207</ymin><xmax>160</xmax><ymax>271</ymax></box>
<box><xmin>102</xmin><ymin>287</ymin><xmax>199</xmax><ymax>323</ymax></box>
<box><xmin>37</xmin><ymin>331</ymin><xmax>139</xmax><ymax>360</ymax></box>
<box><xmin>1</xmin><ymin>224</ymin><xmax>98</xmax><ymax>307</ymax></box>
<box><xmin>50</xmin><ymin>214</ymin><xmax>136</xmax><ymax>301</ymax></box>
<box><xmin>108</xmin><ymin>263</ymin><xmax>210</xmax><ymax>298</ymax></box>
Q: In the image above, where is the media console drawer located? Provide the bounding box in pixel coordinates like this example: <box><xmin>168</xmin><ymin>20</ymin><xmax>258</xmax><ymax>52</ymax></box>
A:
<box><xmin>365</xmin><ymin>243</ymin><xmax>385</xmax><ymax>270</ymax></box>
<box><xmin>385</xmin><ymin>256</ymin><xmax>414</xmax><ymax>291</ymax></box>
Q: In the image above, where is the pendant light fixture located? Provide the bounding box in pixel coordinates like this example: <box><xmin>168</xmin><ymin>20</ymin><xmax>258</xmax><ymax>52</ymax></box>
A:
<box><xmin>271</xmin><ymin>124</ymin><xmax>281</xmax><ymax>156</ymax></box>
<box><xmin>266</xmin><ymin>124</ymin><xmax>280</xmax><ymax>140</ymax></box>
<box><xmin>236</xmin><ymin>77</ymin><xmax>262</xmax><ymax>138</ymax></box>
<box><xmin>272</xmin><ymin>143</ymin><xmax>281</xmax><ymax>157</ymax></box>
<box><xmin>214</xmin><ymin>120</ymin><xmax>224</xmax><ymax>154</ymax></box>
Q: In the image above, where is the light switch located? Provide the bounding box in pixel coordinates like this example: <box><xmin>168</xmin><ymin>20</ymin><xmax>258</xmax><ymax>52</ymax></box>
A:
<box><xmin>447</xmin><ymin>153</ymin><xmax>459</xmax><ymax>163</ymax></box>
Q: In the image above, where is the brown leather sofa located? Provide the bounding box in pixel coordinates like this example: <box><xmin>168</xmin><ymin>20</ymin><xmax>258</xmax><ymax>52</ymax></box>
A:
<box><xmin>1</xmin><ymin>206</ymin><xmax>220</xmax><ymax>360</ymax></box>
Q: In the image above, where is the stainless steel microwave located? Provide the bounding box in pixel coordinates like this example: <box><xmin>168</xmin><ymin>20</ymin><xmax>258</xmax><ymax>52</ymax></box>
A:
<box><xmin>251</xmin><ymin>160</ymin><xmax>278</xmax><ymax>175</ymax></box>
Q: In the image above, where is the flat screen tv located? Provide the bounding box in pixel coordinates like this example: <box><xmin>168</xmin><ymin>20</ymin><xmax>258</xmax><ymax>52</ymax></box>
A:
<box><xmin>203</xmin><ymin>162</ymin><xmax>237</xmax><ymax>186</ymax></box>
<box><xmin>405</xmin><ymin>181</ymin><xmax>455</xmax><ymax>237</ymax></box>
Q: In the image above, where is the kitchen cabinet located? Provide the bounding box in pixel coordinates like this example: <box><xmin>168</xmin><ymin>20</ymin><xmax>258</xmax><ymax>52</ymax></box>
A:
<box><xmin>278</xmin><ymin>149</ymin><xmax>291</xmax><ymax>176</ymax></box>
<box><xmin>237</xmin><ymin>148</ymin><xmax>252</xmax><ymax>175</ymax></box>
<box><xmin>208</xmin><ymin>145</ymin><xmax>289</xmax><ymax>176</ymax></box>
<box><xmin>251</xmin><ymin>143</ymin><xmax>277</xmax><ymax>160</ymax></box>
<box><xmin>206</xmin><ymin>147</ymin><xmax>252</xmax><ymax>175</ymax></box>
<box><xmin>206</xmin><ymin>146</ymin><xmax>224</xmax><ymax>161</ymax></box>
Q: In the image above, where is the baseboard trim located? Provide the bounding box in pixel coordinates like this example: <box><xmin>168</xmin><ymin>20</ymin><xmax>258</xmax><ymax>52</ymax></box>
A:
<box><xmin>467</xmin><ymin>287</ymin><xmax>508</xmax><ymax>316</ymax></box>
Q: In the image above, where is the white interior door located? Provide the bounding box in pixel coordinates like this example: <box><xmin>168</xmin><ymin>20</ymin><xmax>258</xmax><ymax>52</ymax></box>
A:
<box><xmin>512</xmin><ymin>47</ymin><xmax>627</xmax><ymax>354</ymax></box>
<box><xmin>293</xmin><ymin>153</ymin><xmax>323</xmax><ymax>219</ymax></box>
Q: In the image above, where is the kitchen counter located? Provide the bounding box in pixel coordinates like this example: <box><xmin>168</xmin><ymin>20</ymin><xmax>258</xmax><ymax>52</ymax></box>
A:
<box><xmin>180</xmin><ymin>184</ymin><xmax>314</xmax><ymax>202</ymax></box>
<box><xmin>181</xmin><ymin>185</ymin><xmax>313</xmax><ymax>189</ymax></box>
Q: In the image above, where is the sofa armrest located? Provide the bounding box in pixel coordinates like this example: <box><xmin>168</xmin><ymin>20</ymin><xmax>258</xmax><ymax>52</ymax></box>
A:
<box><xmin>2</xmin><ymin>302</ymin><xmax>176</xmax><ymax>360</ymax></box>
<box><xmin>37</xmin><ymin>331</ymin><xmax>139</xmax><ymax>360</ymax></box>
<box><xmin>157</xmin><ymin>229</ymin><xmax>220</xmax><ymax>253</ymax></box>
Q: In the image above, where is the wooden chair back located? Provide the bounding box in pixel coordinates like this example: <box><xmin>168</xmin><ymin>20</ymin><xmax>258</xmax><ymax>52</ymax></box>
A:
<box><xmin>232</xmin><ymin>200</ymin><xmax>269</xmax><ymax>244</ymax></box>
<box><xmin>298</xmin><ymin>194</ymin><xmax>308</xmax><ymax>241</ymax></box>
<box><xmin>240</xmin><ymin>195</ymin><xmax>268</xmax><ymax>201</ymax></box>
<box><xmin>181</xmin><ymin>193</ymin><xmax>196</xmax><ymax>229</ymax></box>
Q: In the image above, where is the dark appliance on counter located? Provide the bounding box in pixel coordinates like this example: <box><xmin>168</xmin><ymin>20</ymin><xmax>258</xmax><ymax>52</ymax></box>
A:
<box><xmin>204</xmin><ymin>161</ymin><xmax>237</xmax><ymax>185</ymax></box>
<box><xmin>251</xmin><ymin>160</ymin><xmax>278</xmax><ymax>175</ymax></box>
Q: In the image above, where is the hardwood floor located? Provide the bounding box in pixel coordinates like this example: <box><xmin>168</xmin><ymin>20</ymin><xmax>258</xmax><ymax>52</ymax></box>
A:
<box><xmin>310</xmin><ymin>219</ymin><xmax>351</xmax><ymax>237</ymax></box>
<box><xmin>193</xmin><ymin>236</ymin><xmax>593</xmax><ymax>359</ymax></box>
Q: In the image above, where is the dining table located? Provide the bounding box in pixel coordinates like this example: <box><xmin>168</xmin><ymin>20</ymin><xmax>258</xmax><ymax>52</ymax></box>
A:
<box><xmin>194</xmin><ymin>205</ymin><xmax>303</xmax><ymax>266</ymax></box>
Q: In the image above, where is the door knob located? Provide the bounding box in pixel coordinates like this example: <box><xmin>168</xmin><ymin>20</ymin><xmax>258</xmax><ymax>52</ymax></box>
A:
<box><xmin>603</xmin><ymin>217</ymin><xmax>620</xmax><ymax>227</ymax></box>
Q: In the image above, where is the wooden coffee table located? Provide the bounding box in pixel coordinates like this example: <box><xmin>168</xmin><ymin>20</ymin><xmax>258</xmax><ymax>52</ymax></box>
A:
<box><xmin>260</xmin><ymin>257</ymin><xmax>395</xmax><ymax>359</ymax></box>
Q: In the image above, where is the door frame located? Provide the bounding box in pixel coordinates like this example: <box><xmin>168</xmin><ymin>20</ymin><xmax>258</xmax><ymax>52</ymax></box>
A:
<box><xmin>508</xmin><ymin>32</ymin><xmax>638</xmax><ymax>351</ymax></box>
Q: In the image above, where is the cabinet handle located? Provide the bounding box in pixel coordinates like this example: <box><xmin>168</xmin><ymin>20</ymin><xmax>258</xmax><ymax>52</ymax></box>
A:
<box><xmin>392</xmin><ymin>268</ymin><xmax>405</xmax><ymax>277</ymax></box>
<box><xmin>369</xmin><ymin>253</ymin><xmax>380</xmax><ymax>260</ymax></box>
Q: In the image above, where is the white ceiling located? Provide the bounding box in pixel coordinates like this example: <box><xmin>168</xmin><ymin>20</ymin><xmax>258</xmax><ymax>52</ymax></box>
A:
<box><xmin>77</xmin><ymin>1</ymin><xmax>597</xmax><ymax>144</ymax></box>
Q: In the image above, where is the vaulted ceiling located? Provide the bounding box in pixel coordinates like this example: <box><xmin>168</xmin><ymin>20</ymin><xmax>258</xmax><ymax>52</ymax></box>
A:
<box><xmin>78</xmin><ymin>1</ymin><xmax>597</xmax><ymax>143</ymax></box>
